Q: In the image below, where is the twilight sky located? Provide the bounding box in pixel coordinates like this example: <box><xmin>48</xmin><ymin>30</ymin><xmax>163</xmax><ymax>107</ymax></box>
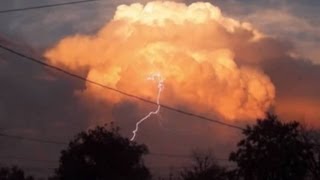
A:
<box><xmin>0</xmin><ymin>0</ymin><xmax>319</xmax><ymax>178</ymax></box>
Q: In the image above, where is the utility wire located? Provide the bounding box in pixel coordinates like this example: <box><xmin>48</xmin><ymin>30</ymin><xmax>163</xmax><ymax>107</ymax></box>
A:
<box><xmin>0</xmin><ymin>0</ymin><xmax>102</xmax><ymax>14</ymax></box>
<box><xmin>0</xmin><ymin>153</ymin><xmax>228</xmax><ymax>164</ymax></box>
<box><xmin>0</xmin><ymin>132</ymin><xmax>67</xmax><ymax>145</ymax></box>
<box><xmin>149</xmin><ymin>152</ymin><xmax>229</xmax><ymax>161</ymax></box>
<box><xmin>0</xmin><ymin>132</ymin><xmax>230</xmax><ymax>161</ymax></box>
<box><xmin>149</xmin><ymin>152</ymin><xmax>190</xmax><ymax>159</ymax></box>
<box><xmin>0</xmin><ymin>44</ymin><xmax>245</xmax><ymax>131</ymax></box>
<box><xmin>0</xmin><ymin>156</ymin><xmax>58</xmax><ymax>163</ymax></box>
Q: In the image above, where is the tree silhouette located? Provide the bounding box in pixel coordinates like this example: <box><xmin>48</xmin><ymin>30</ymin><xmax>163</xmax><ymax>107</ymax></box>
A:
<box><xmin>229</xmin><ymin>113</ymin><xmax>314</xmax><ymax>180</ymax></box>
<box><xmin>52</xmin><ymin>124</ymin><xmax>151</xmax><ymax>180</ymax></box>
<box><xmin>0</xmin><ymin>166</ymin><xmax>34</xmax><ymax>180</ymax></box>
<box><xmin>180</xmin><ymin>150</ymin><xmax>226</xmax><ymax>180</ymax></box>
<box><xmin>302</xmin><ymin>129</ymin><xmax>320</xmax><ymax>180</ymax></box>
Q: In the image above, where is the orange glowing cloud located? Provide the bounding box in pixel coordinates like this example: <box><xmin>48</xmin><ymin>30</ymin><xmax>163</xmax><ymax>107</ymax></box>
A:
<box><xmin>45</xmin><ymin>1</ymin><xmax>275</xmax><ymax>122</ymax></box>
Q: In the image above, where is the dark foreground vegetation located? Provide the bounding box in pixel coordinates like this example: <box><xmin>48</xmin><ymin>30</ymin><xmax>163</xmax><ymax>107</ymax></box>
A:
<box><xmin>1</xmin><ymin>114</ymin><xmax>319</xmax><ymax>180</ymax></box>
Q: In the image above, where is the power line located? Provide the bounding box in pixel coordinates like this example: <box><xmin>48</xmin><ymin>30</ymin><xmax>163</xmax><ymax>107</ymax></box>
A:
<box><xmin>0</xmin><ymin>156</ymin><xmax>58</xmax><ymax>164</ymax></box>
<box><xmin>0</xmin><ymin>159</ymin><xmax>231</xmax><ymax>173</ymax></box>
<box><xmin>0</xmin><ymin>44</ymin><xmax>245</xmax><ymax>131</ymax></box>
<box><xmin>149</xmin><ymin>152</ymin><xmax>229</xmax><ymax>161</ymax></box>
<box><xmin>149</xmin><ymin>152</ymin><xmax>190</xmax><ymax>159</ymax></box>
<box><xmin>0</xmin><ymin>133</ymin><xmax>67</xmax><ymax>145</ymax></box>
<box><xmin>0</xmin><ymin>152</ymin><xmax>229</xmax><ymax>166</ymax></box>
<box><xmin>149</xmin><ymin>164</ymin><xmax>237</xmax><ymax>169</ymax></box>
<box><xmin>0</xmin><ymin>153</ymin><xmax>189</xmax><ymax>163</ymax></box>
<box><xmin>0</xmin><ymin>0</ymin><xmax>102</xmax><ymax>14</ymax></box>
<box><xmin>0</xmin><ymin>132</ymin><xmax>176</xmax><ymax>157</ymax></box>
<box><xmin>0</xmin><ymin>132</ymin><xmax>230</xmax><ymax>161</ymax></box>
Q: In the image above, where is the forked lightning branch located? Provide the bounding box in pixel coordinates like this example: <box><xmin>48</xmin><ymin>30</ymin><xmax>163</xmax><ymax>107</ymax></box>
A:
<box><xmin>130</xmin><ymin>73</ymin><xmax>164</xmax><ymax>141</ymax></box>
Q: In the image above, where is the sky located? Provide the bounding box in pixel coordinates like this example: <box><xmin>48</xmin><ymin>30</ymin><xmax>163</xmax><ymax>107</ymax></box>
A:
<box><xmin>0</xmin><ymin>0</ymin><xmax>320</xmax><ymax>178</ymax></box>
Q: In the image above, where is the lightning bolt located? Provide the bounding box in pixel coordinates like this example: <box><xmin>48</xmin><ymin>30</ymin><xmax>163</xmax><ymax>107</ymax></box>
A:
<box><xmin>130</xmin><ymin>73</ymin><xmax>164</xmax><ymax>141</ymax></box>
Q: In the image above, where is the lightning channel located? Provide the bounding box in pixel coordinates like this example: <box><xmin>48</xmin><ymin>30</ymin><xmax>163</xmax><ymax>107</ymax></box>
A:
<box><xmin>130</xmin><ymin>73</ymin><xmax>164</xmax><ymax>141</ymax></box>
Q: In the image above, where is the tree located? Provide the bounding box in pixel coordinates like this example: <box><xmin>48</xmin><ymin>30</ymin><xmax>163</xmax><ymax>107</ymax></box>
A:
<box><xmin>180</xmin><ymin>150</ymin><xmax>227</xmax><ymax>180</ymax></box>
<box><xmin>229</xmin><ymin>113</ymin><xmax>314</xmax><ymax>180</ymax></box>
<box><xmin>0</xmin><ymin>166</ymin><xmax>34</xmax><ymax>180</ymax></box>
<box><xmin>53</xmin><ymin>124</ymin><xmax>151</xmax><ymax>180</ymax></box>
<box><xmin>302</xmin><ymin>129</ymin><xmax>320</xmax><ymax>180</ymax></box>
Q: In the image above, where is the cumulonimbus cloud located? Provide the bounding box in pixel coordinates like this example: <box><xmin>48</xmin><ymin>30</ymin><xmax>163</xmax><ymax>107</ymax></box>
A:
<box><xmin>45</xmin><ymin>1</ymin><xmax>276</xmax><ymax>123</ymax></box>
